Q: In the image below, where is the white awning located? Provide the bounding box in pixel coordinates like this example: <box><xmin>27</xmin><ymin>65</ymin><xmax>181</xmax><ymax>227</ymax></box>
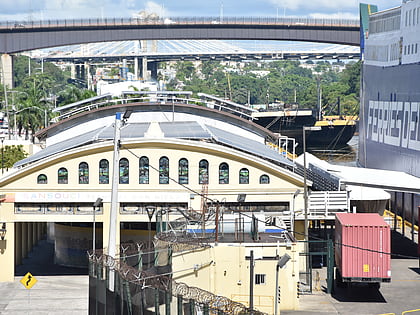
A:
<box><xmin>297</xmin><ymin>153</ymin><xmax>420</xmax><ymax>194</ymax></box>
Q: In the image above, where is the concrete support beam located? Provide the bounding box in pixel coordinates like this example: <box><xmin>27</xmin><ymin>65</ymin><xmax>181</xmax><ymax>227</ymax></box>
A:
<box><xmin>27</xmin><ymin>222</ymin><xmax>33</xmax><ymax>255</ymax></box>
<box><xmin>134</xmin><ymin>57</ymin><xmax>139</xmax><ymax>80</ymax></box>
<box><xmin>14</xmin><ymin>222</ymin><xmax>22</xmax><ymax>266</ymax></box>
<box><xmin>0</xmin><ymin>222</ymin><xmax>15</xmax><ymax>282</ymax></box>
<box><xmin>21</xmin><ymin>222</ymin><xmax>28</xmax><ymax>259</ymax></box>
<box><xmin>1</xmin><ymin>54</ymin><xmax>13</xmax><ymax>88</ymax></box>
<box><xmin>141</xmin><ymin>57</ymin><xmax>149</xmax><ymax>81</ymax></box>
<box><xmin>149</xmin><ymin>61</ymin><xmax>158</xmax><ymax>81</ymax></box>
<box><xmin>70</xmin><ymin>63</ymin><xmax>76</xmax><ymax>79</ymax></box>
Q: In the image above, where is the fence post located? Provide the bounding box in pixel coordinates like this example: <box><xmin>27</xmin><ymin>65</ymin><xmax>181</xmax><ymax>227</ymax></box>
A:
<box><xmin>189</xmin><ymin>299</ymin><xmax>195</xmax><ymax>315</ymax></box>
<box><xmin>327</xmin><ymin>238</ymin><xmax>334</xmax><ymax>294</ymax></box>
<box><xmin>165</xmin><ymin>290</ymin><xmax>171</xmax><ymax>315</ymax></box>
<box><xmin>177</xmin><ymin>295</ymin><xmax>183</xmax><ymax>315</ymax></box>
<box><xmin>155</xmin><ymin>288</ymin><xmax>160</xmax><ymax>315</ymax></box>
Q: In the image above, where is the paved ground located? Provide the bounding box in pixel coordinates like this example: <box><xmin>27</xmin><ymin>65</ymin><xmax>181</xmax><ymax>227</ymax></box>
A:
<box><xmin>0</xmin><ymin>240</ymin><xmax>89</xmax><ymax>315</ymax></box>
<box><xmin>0</xmin><ymin>234</ymin><xmax>419</xmax><ymax>315</ymax></box>
<box><xmin>283</xmin><ymin>259</ymin><xmax>420</xmax><ymax>315</ymax></box>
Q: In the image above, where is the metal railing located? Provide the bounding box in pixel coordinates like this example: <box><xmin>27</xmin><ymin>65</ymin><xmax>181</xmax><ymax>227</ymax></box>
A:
<box><xmin>0</xmin><ymin>16</ymin><xmax>360</xmax><ymax>30</ymax></box>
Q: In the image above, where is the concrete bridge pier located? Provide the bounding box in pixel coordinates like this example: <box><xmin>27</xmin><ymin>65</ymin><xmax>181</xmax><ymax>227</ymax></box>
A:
<box><xmin>149</xmin><ymin>61</ymin><xmax>158</xmax><ymax>81</ymax></box>
<box><xmin>1</xmin><ymin>54</ymin><xmax>14</xmax><ymax>88</ymax></box>
<box><xmin>70</xmin><ymin>63</ymin><xmax>76</xmax><ymax>79</ymax></box>
<box><xmin>134</xmin><ymin>57</ymin><xmax>139</xmax><ymax>80</ymax></box>
<box><xmin>140</xmin><ymin>57</ymin><xmax>149</xmax><ymax>81</ymax></box>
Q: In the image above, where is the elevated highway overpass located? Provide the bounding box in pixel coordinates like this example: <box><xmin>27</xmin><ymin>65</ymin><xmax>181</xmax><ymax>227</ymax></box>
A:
<box><xmin>0</xmin><ymin>16</ymin><xmax>360</xmax><ymax>54</ymax></box>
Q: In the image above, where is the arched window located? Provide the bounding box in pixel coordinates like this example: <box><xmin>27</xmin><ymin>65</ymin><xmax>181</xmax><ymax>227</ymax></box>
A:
<box><xmin>78</xmin><ymin>162</ymin><xmax>89</xmax><ymax>184</ymax></box>
<box><xmin>99</xmin><ymin>159</ymin><xmax>109</xmax><ymax>184</ymax></box>
<box><xmin>119</xmin><ymin>158</ymin><xmax>129</xmax><ymax>184</ymax></box>
<box><xmin>178</xmin><ymin>158</ymin><xmax>189</xmax><ymax>184</ymax></box>
<box><xmin>219</xmin><ymin>162</ymin><xmax>229</xmax><ymax>184</ymax></box>
<box><xmin>37</xmin><ymin>174</ymin><xmax>47</xmax><ymax>184</ymax></box>
<box><xmin>159</xmin><ymin>156</ymin><xmax>169</xmax><ymax>184</ymax></box>
<box><xmin>259</xmin><ymin>174</ymin><xmax>270</xmax><ymax>184</ymax></box>
<box><xmin>58</xmin><ymin>167</ymin><xmax>68</xmax><ymax>184</ymax></box>
<box><xmin>199</xmin><ymin>159</ymin><xmax>209</xmax><ymax>184</ymax></box>
<box><xmin>239</xmin><ymin>168</ymin><xmax>249</xmax><ymax>184</ymax></box>
<box><xmin>139</xmin><ymin>156</ymin><xmax>149</xmax><ymax>184</ymax></box>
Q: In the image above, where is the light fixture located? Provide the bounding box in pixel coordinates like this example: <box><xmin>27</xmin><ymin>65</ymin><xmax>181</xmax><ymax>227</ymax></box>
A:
<box><xmin>0</xmin><ymin>223</ymin><xmax>6</xmax><ymax>240</ymax></box>
<box><xmin>237</xmin><ymin>194</ymin><xmax>246</xmax><ymax>203</ymax></box>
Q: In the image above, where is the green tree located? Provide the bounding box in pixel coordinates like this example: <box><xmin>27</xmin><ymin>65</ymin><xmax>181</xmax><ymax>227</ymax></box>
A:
<box><xmin>2</xmin><ymin>145</ymin><xmax>29</xmax><ymax>170</ymax></box>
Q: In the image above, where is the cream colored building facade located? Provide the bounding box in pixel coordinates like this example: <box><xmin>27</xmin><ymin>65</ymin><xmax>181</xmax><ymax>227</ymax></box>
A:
<box><xmin>169</xmin><ymin>242</ymin><xmax>304</xmax><ymax>313</ymax></box>
<box><xmin>0</xmin><ymin>102</ymin><xmax>308</xmax><ymax>312</ymax></box>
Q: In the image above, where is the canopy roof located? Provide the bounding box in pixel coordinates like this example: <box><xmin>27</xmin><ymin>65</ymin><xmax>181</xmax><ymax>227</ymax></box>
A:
<box><xmin>15</xmin><ymin>121</ymin><xmax>292</xmax><ymax>168</ymax></box>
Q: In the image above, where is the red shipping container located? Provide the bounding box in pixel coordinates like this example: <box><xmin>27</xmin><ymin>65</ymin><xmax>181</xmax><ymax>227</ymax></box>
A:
<box><xmin>335</xmin><ymin>213</ymin><xmax>391</xmax><ymax>284</ymax></box>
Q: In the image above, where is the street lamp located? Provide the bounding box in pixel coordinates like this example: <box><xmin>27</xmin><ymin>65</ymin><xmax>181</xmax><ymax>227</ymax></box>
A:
<box><xmin>108</xmin><ymin>110</ymin><xmax>132</xmax><ymax>292</ymax></box>
<box><xmin>302</xmin><ymin>125</ymin><xmax>321</xmax><ymax>286</ymax></box>
<box><xmin>274</xmin><ymin>253</ymin><xmax>291</xmax><ymax>315</ymax></box>
<box><xmin>92</xmin><ymin>198</ymin><xmax>103</xmax><ymax>254</ymax></box>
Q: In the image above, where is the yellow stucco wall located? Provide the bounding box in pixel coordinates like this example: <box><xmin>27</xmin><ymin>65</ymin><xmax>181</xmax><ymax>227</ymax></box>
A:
<box><xmin>171</xmin><ymin>243</ymin><xmax>301</xmax><ymax>313</ymax></box>
<box><xmin>0</xmin><ymin>140</ymin><xmax>306</xmax><ymax>282</ymax></box>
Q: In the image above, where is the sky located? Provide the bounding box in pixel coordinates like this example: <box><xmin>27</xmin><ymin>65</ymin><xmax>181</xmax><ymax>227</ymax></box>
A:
<box><xmin>0</xmin><ymin>0</ymin><xmax>405</xmax><ymax>21</ymax></box>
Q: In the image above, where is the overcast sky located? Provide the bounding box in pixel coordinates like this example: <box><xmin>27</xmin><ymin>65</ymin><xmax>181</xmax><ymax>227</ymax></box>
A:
<box><xmin>0</xmin><ymin>0</ymin><xmax>404</xmax><ymax>21</ymax></box>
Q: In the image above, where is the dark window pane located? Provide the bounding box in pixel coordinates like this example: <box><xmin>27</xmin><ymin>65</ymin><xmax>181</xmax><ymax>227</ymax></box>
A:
<box><xmin>58</xmin><ymin>167</ymin><xmax>68</xmax><ymax>184</ymax></box>
<box><xmin>219</xmin><ymin>162</ymin><xmax>229</xmax><ymax>184</ymax></box>
<box><xmin>139</xmin><ymin>156</ymin><xmax>149</xmax><ymax>184</ymax></box>
<box><xmin>79</xmin><ymin>162</ymin><xmax>89</xmax><ymax>184</ymax></box>
<box><xmin>159</xmin><ymin>157</ymin><xmax>169</xmax><ymax>184</ymax></box>
<box><xmin>119</xmin><ymin>158</ymin><xmax>129</xmax><ymax>184</ymax></box>
<box><xmin>199</xmin><ymin>159</ymin><xmax>209</xmax><ymax>184</ymax></box>
<box><xmin>178</xmin><ymin>158</ymin><xmax>189</xmax><ymax>184</ymax></box>
<box><xmin>99</xmin><ymin>159</ymin><xmax>109</xmax><ymax>184</ymax></box>
<box><xmin>239</xmin><ymin>168</ymin><xmax>249</xmax><ymax>184</ymax></box>
<box><xmin>37</xmin><ymin>174</ymin><xmax>47</xmax><ymax>184</ymax></box>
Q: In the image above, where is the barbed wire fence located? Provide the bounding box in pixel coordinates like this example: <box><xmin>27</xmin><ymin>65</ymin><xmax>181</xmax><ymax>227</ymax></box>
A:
<box><xmin>88</xmin><ymin>230</ymin><xmax>266</xmax><ymax>314</ymax></box>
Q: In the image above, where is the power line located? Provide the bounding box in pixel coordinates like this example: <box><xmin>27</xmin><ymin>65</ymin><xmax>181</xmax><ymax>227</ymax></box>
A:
<box><xmin>120</xmin><ymin>143</ymin><xmax>419</xmax><ymax>260</ymax></box>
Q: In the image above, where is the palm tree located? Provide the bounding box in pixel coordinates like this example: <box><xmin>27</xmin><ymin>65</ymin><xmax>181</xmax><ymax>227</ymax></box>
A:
<box><xmin>15</xmin><ymin>74</ymin><xmax>52</xmax><ymax>140</ymax></box>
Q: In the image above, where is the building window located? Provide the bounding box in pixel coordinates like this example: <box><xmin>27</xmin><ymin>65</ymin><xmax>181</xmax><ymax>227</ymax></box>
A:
<box><xmin>159</xmin><ymin>156</ymin><xmax>169</xmax><ymax>184</ymax></box>
<box><xmin>219</xmin><ymin>162</ymin><xmax>229</xmax><ymax>184</ymax></box>
<box><xmin>178</xmin><ymin>158</ymin><xmax>189</xmax><ymax>184</ymax></box>
<box><xmin>259</xmin><ymin>174</ymin><xmax>270</xmax><ymax>184</ymax></box>
<box><xmin>119</xmin><ymin>158</ymin><xmax>129</xmax><ymax>184</ymax></box>
<box><xmin>255</xmin><ymin>274</ymin><xmax>266</xmax><ymax>285</ymax></box>
<box><xmin>139</xmin><ymin>156</ymin><xmax>149</xmax><ymax>184</ymax></box>
<box><xmin>99</xmin><ymin>159</ymin><xmax>109</xmax><ymax>184</ymax></box>
<box><xmin>199</xmin><ymin>159</ymin><xmax>209</xmax><ymax>184</ymax></box>
<box><xmin>58</xmin><ymin>167</ymin><xmax>68</xmax><ymax>184</ymax></box>
<box><xmin>78</xmin><ymin>162</ymin><xmax>89</xmax><ymax>184</ymax></box>
<box><xmin>37</xmin><ymin>174</ymin><xmax>47</xmax><ymax>184</ymax></box>
<box><xmin>239</xmin><ymin>168</ymin><xmax>249</xmax><ymax>184</ymax></box>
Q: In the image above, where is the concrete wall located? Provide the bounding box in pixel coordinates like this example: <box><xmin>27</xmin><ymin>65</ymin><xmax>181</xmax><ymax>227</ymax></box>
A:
<box><xmin>171</xmin><ymin>243</ymin><xmax>301</xmax><ymax>313</ymax></box>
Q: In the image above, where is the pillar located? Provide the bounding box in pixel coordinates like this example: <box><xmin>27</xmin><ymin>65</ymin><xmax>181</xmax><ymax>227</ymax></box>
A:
<box><xmin>102</xmin><ymin>204</ymin><xmax>120</xmax><ymax>255</ymax></box>
<box><xmin>141</xmin><ymin>57</ymin><xmax>149</xmax><ymax>81</ymax></box>
<box><xmin>70</xmin><ymin>63</ymin><xmax>76</xmax><ymax>79</ymax></box>
<box><xmin>32</xmin><ymin>222</ymin><xmax>37</xmax><ymax>247</ymax></box>
<box><xmin>27</xmin><ymin>222</ymin><xmax>33</xmax><ymax>254</ymax></box>
<box><xmin>0</xmin><ymin>54</ymin><xmax>13</xmax><ymax>88</ymax></box>
<box><xmin>149</xmin><ymin>62</ymin><xmax>158</xmax><ymax>81</ymax></box>
<box><xmin>0</xmin><ymin>222</ymin><xmax>15</xmax><ymax>282</ymax></box>
<box><xmin>85</xmin><ymin>61</ymin><xmax>92</xmax><ymax>90</ymax></box>
<box><xmin>134</xmin><ymin>57</ymin><xmax>139</xmax><ymax>80</ymax></box>
<box><xmin>14</xmin><ymin>222</ymin><xmax>22</xmax><ymax>266</ymax></box>
<box><xmin>21</xmin><ymin>222</ymin><xmax>28</xmax><ymax>259</ymax></box>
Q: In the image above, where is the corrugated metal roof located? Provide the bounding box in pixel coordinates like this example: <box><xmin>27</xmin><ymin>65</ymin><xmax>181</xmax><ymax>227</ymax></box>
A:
<box><xmin>160</xmin><ymin>121</ymin><xmax>211</xmax><ymax>139</ymax></box>
<box><xmin>14</xmin><ymin>126</ymin><xmax>110</xmax><ymax>167</ymax></box>
<box><xmin>205</xmin><ymin>125</ymin><xmax>293</xmax><ymax>167</ymax></box>
<box><xmin>15</xmin><ymin>121</ymin><xmax>291</xmax><ymax>169</ymax></box>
